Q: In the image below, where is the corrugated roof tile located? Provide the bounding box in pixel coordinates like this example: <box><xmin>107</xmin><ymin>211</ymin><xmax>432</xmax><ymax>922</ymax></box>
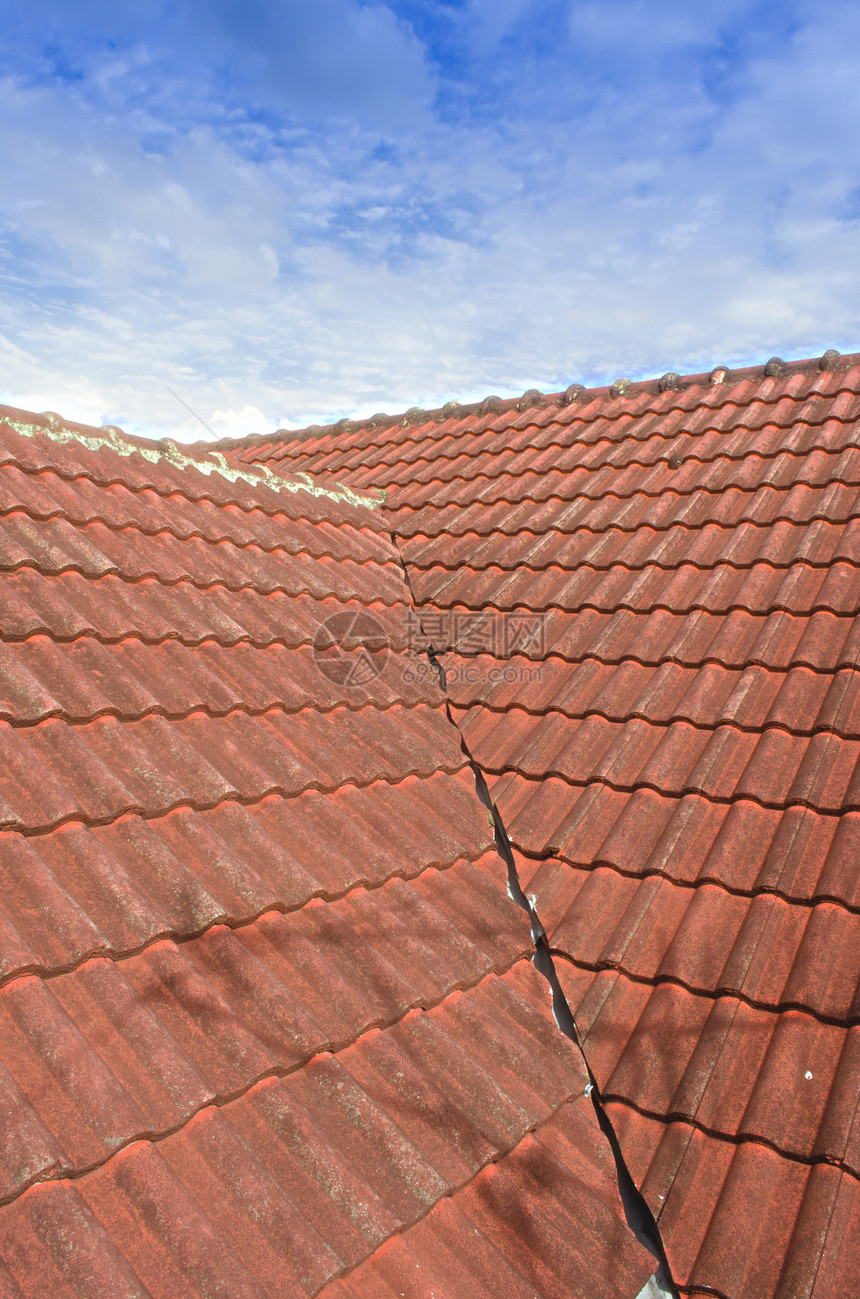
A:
<box><xmin>0</xmin><ymin>403</ymin><xmax>653</xmax><ymax>1293</ymax></box>
<box><xmin>0</xmin><ymin>962</ymin><xmax>652</xmax><ymax>1297</ymax></box>
<box><xmin>241</xmin><ymin>355</ymin><xmax>860</xmax><ymax>1296</ymax></box>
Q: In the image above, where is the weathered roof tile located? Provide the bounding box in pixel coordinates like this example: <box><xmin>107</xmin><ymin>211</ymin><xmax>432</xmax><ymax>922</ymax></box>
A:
<box><xmin>246</xmin><ymin>353</ymin><xmax>860</xmax><ymax>1297</ymax></box>
<box><xmin>0</xmin><ymin>403</ymin><xmax>652</xmax><ymax>1296</ymax></box>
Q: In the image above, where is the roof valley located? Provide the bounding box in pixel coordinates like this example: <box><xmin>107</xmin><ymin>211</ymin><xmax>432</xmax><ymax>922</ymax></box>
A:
<box><xmin>381</xmin><ymin>518</ymin><xmax>674</xmax><ymax>1296</ymax></box>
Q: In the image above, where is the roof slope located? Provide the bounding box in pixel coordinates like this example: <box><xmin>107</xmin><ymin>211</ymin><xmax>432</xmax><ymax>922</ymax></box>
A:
<box><xmin>231</xmin><ymin>352</ymin><xmax>860</xmax><ymax>1298</ymax></box>
<box><xmin>0</xmin><ymin>408</ymin><xmax>654</xmax><ymax>1296</ymax></box>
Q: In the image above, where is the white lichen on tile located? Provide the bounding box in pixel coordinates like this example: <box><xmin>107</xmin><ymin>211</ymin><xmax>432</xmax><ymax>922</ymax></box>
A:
<box><xmin>4</xmin><ymin>413</ymin><xmax>381</xmax><ymax>513</ymax></box>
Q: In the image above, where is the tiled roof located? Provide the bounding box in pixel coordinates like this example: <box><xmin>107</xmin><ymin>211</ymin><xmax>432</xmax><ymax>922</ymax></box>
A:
<box><xmin>0</xmin><ymin>407</ymin><xmax>654</xmax><ymax>1296</ymax></box>
<box><xmin>231</xmin><ymin>351</ymin><xmax>860</xmax><ymax>1298</ymax></box>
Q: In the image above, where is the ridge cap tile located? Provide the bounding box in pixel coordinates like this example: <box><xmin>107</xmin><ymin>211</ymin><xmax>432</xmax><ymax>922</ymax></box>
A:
<box><xmin>226</xmin><ymin>350</ymin><xmax>860</xmax><ymax>458</ymax></box>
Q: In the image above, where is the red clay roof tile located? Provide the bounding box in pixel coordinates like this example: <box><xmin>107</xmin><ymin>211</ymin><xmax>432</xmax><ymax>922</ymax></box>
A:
<box><xmin>238</xmin><ymin>352</ymin><xmax>860</xmax><ymax>1297</ymax></box>
<box><xmin>0</xmin><ymin>405</ymin><xmax>653</xmax><ymax>1295</ymax></box>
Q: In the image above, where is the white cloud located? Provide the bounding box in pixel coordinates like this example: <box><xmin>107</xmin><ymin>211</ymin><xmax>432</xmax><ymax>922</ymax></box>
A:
<box><xmin>209</xmin><ymin>404</ymin><xmax>272</xmax><ymax>437</ymax></box>
<box><xmin>0</xmin><ymin>0</ymin><xmax>857</xmax><ymax>440</ymax></box>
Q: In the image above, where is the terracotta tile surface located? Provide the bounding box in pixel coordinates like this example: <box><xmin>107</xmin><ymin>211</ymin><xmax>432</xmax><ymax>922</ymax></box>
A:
<box><xmin>318</xmin><ymin>1093</ymin><xmax>649</xmax><ymax>1299</ymax></box>
<box><xmin>233</xmin><ymin>353</ymin><xmax>860</xmax><ymax>1297</ymax></box>
<box><xmin>0</xmin><ymin>964</ymin><xmax>651</xmax><ymax>1299</ymax></box>
<box><xmin>0</xmin><ymin>407</ymin><xmax>653</xmax><ymax>1296</ymax></box>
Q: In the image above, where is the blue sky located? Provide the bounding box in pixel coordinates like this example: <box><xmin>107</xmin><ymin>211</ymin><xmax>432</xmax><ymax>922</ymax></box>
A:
<box><xmin>0</xmin><ymin>1</ymin><xmax>858</xmax><ymax>439</ymax></box>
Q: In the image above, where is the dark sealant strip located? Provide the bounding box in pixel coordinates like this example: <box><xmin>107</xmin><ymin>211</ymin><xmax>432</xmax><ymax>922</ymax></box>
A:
<box><xmin>420</xmin><ymin>619</ymin><xmax>681</xmax><ymax>1298</ymax></box>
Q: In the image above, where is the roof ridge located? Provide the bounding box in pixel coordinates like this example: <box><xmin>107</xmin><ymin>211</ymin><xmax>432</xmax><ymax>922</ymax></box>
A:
<box><xmin>206</xmin><ymin>348</ymin><xmax>860</xmax><ymax>453</ymax></box>
<box><xmin>0</xmin><ymin>404</ymin><xmax>381</xmax><ymax>513</ymax></box>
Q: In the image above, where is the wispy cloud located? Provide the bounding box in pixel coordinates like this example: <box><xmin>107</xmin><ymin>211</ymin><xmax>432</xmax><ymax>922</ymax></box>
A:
<box><xmin>0</xmin><ymin>0</ymin><xmax>857</xmax><ymax>439</ymax></box>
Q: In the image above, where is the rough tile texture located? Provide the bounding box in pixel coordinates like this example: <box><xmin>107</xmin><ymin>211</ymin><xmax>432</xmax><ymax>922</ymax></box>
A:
<box><xmin>0</xmin><ymin>407</ymin><xmax>652</xmax><ymax>1297</ymax></box>
<box><xmin>234</xmin><ymin>353</ymin><xmax>860</xmax><ymax>1298</ymax></box>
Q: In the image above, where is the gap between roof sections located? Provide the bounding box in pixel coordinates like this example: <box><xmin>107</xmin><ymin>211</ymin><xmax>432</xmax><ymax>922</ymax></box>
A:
<box><xmin>389</xmin><ymin>530</ymin><xmax>679</xmax><ymax>1299</ymax></box>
